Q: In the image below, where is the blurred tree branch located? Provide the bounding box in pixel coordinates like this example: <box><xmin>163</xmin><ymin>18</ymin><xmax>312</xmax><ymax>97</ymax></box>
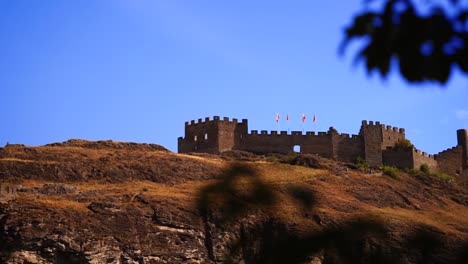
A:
<box><xmin>342</xmin><ymin>0</ymin><xmax>468</xmax><ymax>84</ymax></box>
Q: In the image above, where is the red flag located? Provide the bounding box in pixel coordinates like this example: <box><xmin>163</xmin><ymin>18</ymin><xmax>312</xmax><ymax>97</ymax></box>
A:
<box><xmin>301</xmin><ymin>113</ymin><xmax>306</xmax><ymax>123</ymax></box>
<box><xmin>313</xmin><ymin>114</ymin><xmax>316</xmax><ymax>123</ymax></box>
<box><xmin>275</xmin><ymin>113</ymin><xmax>280</xmax><ymax>123</ymax></box>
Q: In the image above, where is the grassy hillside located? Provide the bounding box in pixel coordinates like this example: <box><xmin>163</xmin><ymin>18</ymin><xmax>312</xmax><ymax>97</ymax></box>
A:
<box><xmin>0</xmin><ymin>140</ymin><xmax>467</xmax><ymax>263</ymax></box>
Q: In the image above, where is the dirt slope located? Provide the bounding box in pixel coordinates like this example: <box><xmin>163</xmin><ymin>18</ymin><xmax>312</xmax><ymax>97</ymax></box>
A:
<box><xmin>0</xmin><ymin>140</ymin><xmax>467</xmax><ymax>263</ymax></box>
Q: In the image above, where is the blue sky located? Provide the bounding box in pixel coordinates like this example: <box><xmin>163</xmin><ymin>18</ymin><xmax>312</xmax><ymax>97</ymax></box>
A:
<box><xmin>1</xmin><ymin>0</ymin><xmax>467</xmax><ymax>154</ymax></box>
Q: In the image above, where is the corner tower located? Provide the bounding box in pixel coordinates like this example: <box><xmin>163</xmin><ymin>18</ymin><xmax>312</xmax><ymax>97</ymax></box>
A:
<box><xmin>457</xmin><ymin>129</ymin><xmax>468</xmax><ymax>169</ymax></box>
<box><xmin>178</xmin><ymin>116</ymin><xmax>248</xmax><ymax>154</ymax></box>
<box><xmin>359</xmin><ymin>121</ymin><xmax>406</xmax><ymax>166</ymax></box>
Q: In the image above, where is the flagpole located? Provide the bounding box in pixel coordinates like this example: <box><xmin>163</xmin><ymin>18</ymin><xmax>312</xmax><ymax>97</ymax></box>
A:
<box><xmin>313</xmin><ymin>114</ymin><xmax>317</xmax><ymax>133</ymax></box>
<box><xmin>301</xmin><ymin>113</ymin><xmax>306</xmax><ymax>134</ymax></box>
<box><xmin>275</xmin><ymin>113</ymin><xmax>279</xmax><ymax>133</ymax></box>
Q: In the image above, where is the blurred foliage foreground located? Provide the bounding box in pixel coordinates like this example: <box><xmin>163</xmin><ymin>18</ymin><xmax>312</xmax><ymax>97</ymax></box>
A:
<box><xmin>342</xmin><ymin>0</ymin><xmax>468</xmax><ymax>84</ymax></box>
<box><xmin>196</xmin><ymin>163</ymin><xmax>468</xmax><ymax>263</ymax></box>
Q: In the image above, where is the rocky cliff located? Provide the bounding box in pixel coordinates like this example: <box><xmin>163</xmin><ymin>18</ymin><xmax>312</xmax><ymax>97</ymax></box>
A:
<box><xmin>0</xmin><ymin>140</ymin><xmax>467</xmax><ymax>263</ymax></box>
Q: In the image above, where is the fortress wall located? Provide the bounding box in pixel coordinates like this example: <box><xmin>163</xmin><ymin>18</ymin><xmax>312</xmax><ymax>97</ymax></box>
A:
<box><xmin>300</xmin><ymin>134</ymin><xmax>333</xmax><ymax>158</ymax></box>
<box><xmin>179</xmin><ymin>117</ymin><xmax>466</xmax><ymax>176</ymax></box>
<box><xmin>239</xmin><ymin>131</ymin><xmax>333</xmax><ymax>156</ymax></box>
<box><xmin>178</xmin><ymin>137</ymin><xmax>219</xmax><ymax>154</ymax></box>
<box><xmin>178</xmin><ymin>133</ymin><xmax>219</xmax><ymax>154</ymax></box>
<box><xmin>177</xmin><ymin>137</ymin><xmax>195</xmax><ymax>153</ymax></box>
<box><xmin>436</xmin><ymin>146</ymin><xmax>463</xmax><ymax>176</ymax></box>
<box><xmin>334</xmin><ymin>134</ymin><xmax>364</xmax><ymax>162</ymax></box>
<box><xmin>382</xmin><ymin>148</ymin><xmax>414</xmax><ymax>168</ymax></box>
<box><xmin>412</xmin><ymin>149</ymin><xmax>438</xmax><ymax>171</ymax></box>
<box><xmin>383</xmin><ymin>148</ymin><xmax>437</xmax><ymax>171</ymax></box>
<box><xmin>238</xmin><ymin>133</ymin><xmax>292</xmax><ymax>154</ymax></box>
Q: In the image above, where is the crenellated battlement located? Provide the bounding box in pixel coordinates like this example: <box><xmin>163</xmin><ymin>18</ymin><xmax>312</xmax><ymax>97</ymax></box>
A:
<box><xmin>361</xmin><ymin>120</ymin><xmax>405</xmax><ymax>134</ymax></box>
<box><xmin>186</xmin><ymin>116</ymin><xmax>248</xmax><ymax>126</ymax></box>
<box><xmin>382</xmin><ymin>146</ymin><xmax>437</xmax><ymax>170</ymax></box>
<box><xmin>245</xmin><ymin>130</ymin><xmax>360</xmax><ymax>139</ymax></box>
<box><xmin>248</xmin><ymin>130</ymin><xmax>326</xmax><ymax>136</ymax></box>
<box><xmin>414</xmin><ymin>148</ymin><xmax>435</xmax><ymax>159</ymax></box>
<box><xmin>336</xmin><ymin>133</ymin><xmax>361</xmax><ymax>140</ymax></box>
<box><xmin>435</xmin><ymin>146</ymin><xmax>461</xmax><ymax>157</ymax></box>
<box><xmin>179</xmin><ymin>116</ymin><xmax>465</xmax><ymax>176</ymax></box>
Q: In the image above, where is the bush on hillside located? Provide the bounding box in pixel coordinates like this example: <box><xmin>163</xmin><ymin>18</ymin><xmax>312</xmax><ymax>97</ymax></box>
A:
<box><xmin>393</xmin><ymin>139</ymin><xmax>414</xmax><ymax>150</ymax></box>
<box><xmin>382</xmin><ymin>166</ymin><xmax>399</xmax><ymax>179</ymax></box>
<box><xmin>420</xmin><ymin>164</ymin><xmax>430</xmax><ymax>175</ymax></box>
<box><xmin>354</xmin><ymin>156</ymin><xmax>369</xmax><ymax>172</ymax></box>
<box><xmin>433</xmin><ymin>172</ymin><xmax>454</xmax><ymax>182</ymax></box>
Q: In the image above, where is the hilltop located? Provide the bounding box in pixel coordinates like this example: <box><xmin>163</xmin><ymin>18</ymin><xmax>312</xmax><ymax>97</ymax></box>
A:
<box><xmin>0</xmin><ymin>140</ymin><xmax>467</xmax><ymax>263</ymax></box>
<box><xmin>178</xmin><ymin>117</ymin><xmax>468</xmax><ymax>180</ymax></box>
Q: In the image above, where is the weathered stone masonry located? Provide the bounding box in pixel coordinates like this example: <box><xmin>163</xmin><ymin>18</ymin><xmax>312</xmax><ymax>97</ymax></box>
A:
<box><xmin>178</xmin><ymin>116</ymin><xmax>468</xmax><ymax>176</ymax></box>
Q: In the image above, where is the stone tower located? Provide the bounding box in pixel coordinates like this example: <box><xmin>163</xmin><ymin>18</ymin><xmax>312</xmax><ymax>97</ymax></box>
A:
<box><xmin>458</xmin><ymin>129</ymin><xmax>468</xmax><ymax>170</ymax></box>
<box><xmin>359</xmin><ymin>121</ymin><xmax>405</xmax><ymax>167</ymax></box>
<box><xmin>178</xmin><ymin>116</ymin><xmax>248</xmax><ymax>154</ymax></box>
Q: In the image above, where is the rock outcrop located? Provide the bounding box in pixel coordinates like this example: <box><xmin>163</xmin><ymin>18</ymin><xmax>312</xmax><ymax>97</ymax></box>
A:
<box><xmin>0</xmin><ymin>140</ymin><xmax>467</xmax><ymax>263</ymax></box>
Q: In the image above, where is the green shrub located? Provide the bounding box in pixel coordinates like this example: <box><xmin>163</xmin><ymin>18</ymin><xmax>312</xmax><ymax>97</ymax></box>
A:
<box><xmin>404</xmin><ymin>168</ymin><xmax>420</xmax><ymax>175</ymax></box>
<box><xmin>267</xmin><ymin>156</ymin><xmax>280</xmax><ymax>163</ymax></box>
<box><xmin>432</xmin><ymin>172</ymin><xmax>454</xmax><ymax>182</ymax></box>
<box><xmin>420</xmin><ymin>164</ymin><xmax>430</xmax><ymax>174</ymax></box>
<box><xmin>354</xmin><ymin>156</ymin><xmax>369</xmax><ymax>172</ymax></box>
<box><xmin>279</xmin><ymin>152</ymin><xmax>298</xmax><ymax>164</ymax></box>
<box><xmin>382</xmin><ymin>166</ymin><xmax>399</xmax><ymax>179</ymax></box>
<box><xmin>393</xmin><ymin>139</ymin><xmax>414</xmax><ymax>150</ymax></box>
<box><xmin>328</xmin><ymin>127</ymin><xmax>338</xmax><ymax>134</ymax></box>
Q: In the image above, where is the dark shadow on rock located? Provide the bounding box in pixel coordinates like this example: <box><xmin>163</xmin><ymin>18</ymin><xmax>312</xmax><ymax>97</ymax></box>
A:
<box><xmin>224</xmin><ymin>217</ymin><xmax>392</xmax><ymax>264</ymax></box>
<box><xmin>197</xmin><ymin>163</ymin><xmax>467</xmax><ymax>263</ymax></box>
<box><xmin>283</xmin><ymin>154</ymin><xmax>326</xmax><ymax>169</ymax></box>
<box><xmin>456</xmin><ymin>241</ymin><xmax>468</xmax><ymax>264</ymax></box>
<box><xmin>405</xmin><ymin>226</ymin><xmax>445</xmax><ymax>263</ymax></box>
<box><xmin>285</xmin><ymin>185</ymin><xmax>317</xmax><ymax>211</ymax></box>
<box><xmin>197</xmin><ymin>163</ymin><xmax>277</xmax><ymax>224</ymax></box>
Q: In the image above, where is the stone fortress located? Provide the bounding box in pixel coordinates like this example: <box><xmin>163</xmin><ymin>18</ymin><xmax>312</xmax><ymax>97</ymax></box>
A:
<box><xmin>178</xmin><ymin>116</ymin><xmax>468</xmax><ymax>177</ymax></box>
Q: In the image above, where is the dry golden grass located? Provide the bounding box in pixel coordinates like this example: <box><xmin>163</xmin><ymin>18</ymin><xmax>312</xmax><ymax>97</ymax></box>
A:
<box><xmin>16</xmin><ymin>196</ymin><xmax>89</xmax><ymax>213</ymax></box>
<box><xmin>370</xmin><ymin>207</ymin><xmax>468</xmax><ymax>237</ymax></box>
<box><xmin>3</xmin><ymin>143</ymin><xmax>467</xmax><ymax>240</ymax></box>
<box><xmin>7</xmin><ymin>179</ymin><xmax>50</xmax><ymax>187</ymax></box>
<box><xmin>38</xmin><ymin>198</ymin><xmax>89</xmax><ymax>212</ymax></box>
<box><xmin>177</xmin><ymin>153</ymin><xmax>225</xmax><ymax>165</ymax></box>
<box><xmin>0</xmin><ymin>158</ymin><xmax>59</xmax><ymax>164</ymax></box>
<box><xmin>251</xmin><ymin>162</ymin><xmax>323</xmax><ymax>183</ymax></box>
